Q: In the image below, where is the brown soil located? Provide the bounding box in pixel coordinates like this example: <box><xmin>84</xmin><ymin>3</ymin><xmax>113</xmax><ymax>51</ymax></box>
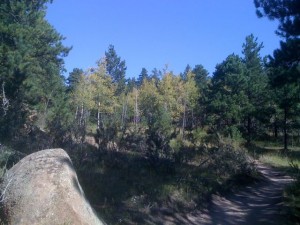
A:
<box><xmin>146</xmin><ymin>162</ymin><xmax>293</xmax><ymax>225</ymax></box>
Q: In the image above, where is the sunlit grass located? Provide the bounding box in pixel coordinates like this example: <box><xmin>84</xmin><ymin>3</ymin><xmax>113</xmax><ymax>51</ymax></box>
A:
<box><xmin>247</xmin><ymin>142</ymin><xmax>300</xmax><ymax>169</ymax></box>
<box><xmin>259</xmin><ymin>153</ymin><xmax>300</xmax><ymax>168</ymax></box>
<box><xmin>250</xmin><ymin>143</ymin><xmax>300</xmax><ymax>223</ymax></box>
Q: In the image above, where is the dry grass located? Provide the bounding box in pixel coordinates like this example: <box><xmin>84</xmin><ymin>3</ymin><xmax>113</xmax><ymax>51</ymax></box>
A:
<box><xmin>246</xmin><ymin>143</ymin><xmax>300</xmax><ymax>224</ymax></box>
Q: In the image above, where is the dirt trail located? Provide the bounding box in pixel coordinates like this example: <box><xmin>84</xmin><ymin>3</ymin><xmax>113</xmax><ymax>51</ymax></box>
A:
<box><xmin>196</xmin><ymin>163</ymin><xmax>294</xmax><ymax>225</ymax></box>
<box><xmin>148</xmin><ymin>162</ymin><xmax>294</xmax><ymax>225</ymax></box>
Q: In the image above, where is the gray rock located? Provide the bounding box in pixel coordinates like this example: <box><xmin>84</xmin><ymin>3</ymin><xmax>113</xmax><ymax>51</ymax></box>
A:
<box><xmin>1</xmin><ymin>149</ymin><xmax>105</xmax><ymax>225</ymax></box>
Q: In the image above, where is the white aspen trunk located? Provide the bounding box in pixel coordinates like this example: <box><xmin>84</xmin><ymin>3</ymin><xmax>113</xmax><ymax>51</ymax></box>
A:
<box><xmin>121</xmin><ymin>95</ymin><xmax>129</xmax><ymax>130</ymax></box>
<box><xmin>80</xmin><ymin>103</ymin><xmax>84</xmax><ymax>126</ymax></box>
<box><xmin>2</xmin><ymin>82</ymin><xmax>9</xmax><ymax>116</ymax></box>
<box><xmin>134</xmin><ymin>89</ymin><xmax>139</xmax><ymax>130</ymax></box>
<box><xmin>124</xmin><ymin>96</ymin><xmax>128</xmax><ymax>127</ymax></box>
<box><xmin>75</xmin><ymin>106</ymin><xmax>78</xmax><ymax>120</ymax></box>
<box><xmin>182</xmin><ymin>97</ymin><xmax>186</xmax><ymax>138</ymax></box>
<box><xmin>182</xmin><ymin>94</ymin><xmax>187</xmax><ymax>138</ymax></box>
<box><xmin>121</xmin><ymin>96</ymin><xmax>126</xmax><ymax>129</ymax></box>
<box><xmin>121</xmin><ymin>102</ymin><xmax>124</xmax><ymax>129</ymax></box>
<box><xmin>97</xmin><ymin>101</ymin><xmax>100</xmax><ymax>130</ymax></box>
<box><xmin>191</xmin><ymin>108</ymin><xmax>194</xmax><ymax>129</ymax></box>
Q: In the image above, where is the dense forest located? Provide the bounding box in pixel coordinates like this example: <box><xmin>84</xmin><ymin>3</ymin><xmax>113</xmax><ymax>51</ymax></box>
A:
<box><xmin>0</xmin><ymin>0</ymin><xmax>299</xmax><ymax>224</ymax></box>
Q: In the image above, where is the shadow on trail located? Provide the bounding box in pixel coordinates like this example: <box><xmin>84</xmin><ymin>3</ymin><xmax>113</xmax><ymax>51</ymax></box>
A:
<box><xmin>201</xmin><ymin>163</ymin><xmax>293</xmax><ymax>225</ymax></box>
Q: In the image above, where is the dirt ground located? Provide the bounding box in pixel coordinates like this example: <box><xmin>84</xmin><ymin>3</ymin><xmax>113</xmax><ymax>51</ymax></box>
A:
<box><xmin>145</xmin><ymin>162</ymin><xmax>293</xmax><ymax>225</ymax></box>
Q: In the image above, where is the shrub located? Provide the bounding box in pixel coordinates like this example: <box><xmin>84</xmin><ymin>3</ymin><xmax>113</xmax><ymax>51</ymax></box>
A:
<box><xmin>209</xmin><ymin>142</ymin><xmax>256</xmax><ymax>179</ymax></box>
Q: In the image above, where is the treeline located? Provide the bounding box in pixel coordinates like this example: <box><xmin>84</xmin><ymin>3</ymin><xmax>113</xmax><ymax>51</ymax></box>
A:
<box><xmin>0</xmin><ymin>0</ymin><xmax>299</xmax><ymax>157</ymax></box>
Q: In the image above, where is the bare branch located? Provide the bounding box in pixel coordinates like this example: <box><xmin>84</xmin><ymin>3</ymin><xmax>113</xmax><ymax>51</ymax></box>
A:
<box><xmin>2</xmin><ymin>82</ymin><xmax>9</xmax><ymax>116</ymax></box>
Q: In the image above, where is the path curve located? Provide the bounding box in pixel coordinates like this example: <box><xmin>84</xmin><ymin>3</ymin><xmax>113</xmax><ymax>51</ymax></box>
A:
<box><xmin>149</xmin><ymin>162</ymin><xmax>294</xmax><ymax>225</ymax></box>
<box><xmin>193</xmin><ymin>163</ymin><xmax>294</xmax><ymax>225</ymax></box>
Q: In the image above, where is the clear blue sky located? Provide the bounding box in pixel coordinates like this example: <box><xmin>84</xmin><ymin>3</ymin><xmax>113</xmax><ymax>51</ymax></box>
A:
<box><xmin>46</xmin><ymin>0</ymin><xmax>282</xmax><ymax>78</ymax></box>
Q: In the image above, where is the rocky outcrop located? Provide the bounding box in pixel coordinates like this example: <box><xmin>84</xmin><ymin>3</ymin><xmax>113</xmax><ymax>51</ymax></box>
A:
<box><xmin>1</xmin><ymin>149</ymin><xmax>105</xmax><ymax>225</ymax></box>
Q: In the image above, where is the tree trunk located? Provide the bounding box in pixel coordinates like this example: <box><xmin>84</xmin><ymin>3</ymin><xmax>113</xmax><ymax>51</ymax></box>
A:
<box><xmin>283</xmin><ymin>107</ymin><xmax>288</xmax><ymax>151</ymax></box>
<box><xmin>121</xmin><ymin>96</ymin><xmax>126</xmax><ymax>129</ymax></box>
<box><xmin>247</xmin><ymin>115</ymin><xmax>252</xmax><ymax>144</ymax></box>
<box><xmin>97</xmin><ymin>101</ymin><xmax>100</xmax><ymax>130</ymax></box>
<box><xmin>134</xmin><ymin>89</ymin><xmax>139</xmax><ymax>130</ymax></box>
<box><xmin>2</xmin><ymin>82</ymin><xmax>9</xmax><ymax>116</ymax></box>
<box><xmin>80</xmin><ymin>103</ymin><xmax>84</xmax><ymax>126</ymax></box>
<box><xmin>191</xmin><ymin>108</ymin><xmax>195</xmax><ymax>129</ymax></box>
<box><xmin>182</xmin><ymin>98</ymin><xmax>186</xmax><ymax>138</ymax></box>
<box><xmin>75</xmin><ymin>106</ymin><xmax>79</xmax><ymax>120</ymax></box>
<box><xmin>274</xmin><ymin>121</ymin><xmax>278</xmax><ymax>139</ymax></box>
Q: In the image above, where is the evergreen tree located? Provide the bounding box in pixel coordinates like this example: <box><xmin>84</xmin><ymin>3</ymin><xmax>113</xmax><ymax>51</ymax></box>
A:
<box><xmin>268</xmin><ymin>39</ymin><xmax>300</xmax><ymax>86</ymax></box>
<box><xmin>255</xmin><ymin>0</ymin><xmax>300</xmax><ymax>85</ymax></box>
<box><xmin>255</xmin><ymin>0</ymin><xmax>300</xmax><ymax>149</ymax></box>
<box><xmin>254</xmin><ymin>0</ymin><xmax>300</xmax><ymax>38</ymax></box>
<box><xmin>268</xmin><ymin>64</ymin><xmax>300</xmax><ymax>150</ymax></box>
<box><xmin>67</xmin><ymin>68</ymin><xmax>83</xmax><ymax>92</ymax></box>
<box><xmin>126</xmin><ymin>77</ymin><xmax>137</xmax><ymax>92</ymax></box>
<box><xmin>0</xmin><ymin>0</ymin><xmax>70</xmax><ymax>138</ymax></box>
<box><xmin>242</xmin><ymin>34</ymin><xmax>269</xmax><ymax>143</ymax></box>
<box><xmin>192</xmin><ymin>64</ymin><xmax>210</xmax><ymax>127</ymax></box>
<box><xmin>192</xmin><ymin>64</ymin><xmax>209</xmax><ymax>89</ymax></box>
<box><xmin>180</xmin><ymin>64</ymin><xmax>191</xmax><ymax>81</ymax></box>
<box><xmin>137</xmin><ymin>67</ymin><xmax>149</xmax><ymax>87</ymax></box>
<box><xmin>105</xmin><ymin>45</ymin><xmax>126</xmax><ymax>95</ymax></box>
<box><xmin>150</xmin><ymin>68</ymin><xmax>162</xmax><ymax>87</ymax></box>
<box><xmin>208</xmin><ymin>54</ymin><xmax>247</xmax><ymax>138</ymax></box>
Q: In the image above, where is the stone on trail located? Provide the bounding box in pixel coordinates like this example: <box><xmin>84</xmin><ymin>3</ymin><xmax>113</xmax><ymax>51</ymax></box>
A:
<box><xmin>0</xmin><ymin>148</ymin><xmax>105</xmax><ymax>225</ymax></box>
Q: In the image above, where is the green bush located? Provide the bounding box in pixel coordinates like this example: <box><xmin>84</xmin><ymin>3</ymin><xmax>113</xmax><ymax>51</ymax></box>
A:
<box><xmin>284</xmin><ymin>162</ymin><xmax>300</xmax><ymax>223</ymax></box>
<box><xmin>210</xmin><ymin>142</ymin><xmax>256</xmax><ymax>179</ymax></box>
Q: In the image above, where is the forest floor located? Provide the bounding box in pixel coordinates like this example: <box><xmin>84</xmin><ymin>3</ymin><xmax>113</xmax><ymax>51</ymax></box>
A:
<box><xmin>147</xmin><ymin>162</ymin><xmax>294</xmax><ymax>225</ymax></box>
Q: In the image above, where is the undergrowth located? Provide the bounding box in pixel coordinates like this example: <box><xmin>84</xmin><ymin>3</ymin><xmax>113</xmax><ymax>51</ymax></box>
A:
<box><xmin>284</xmin><ymin>162</ymin><xmax>300</xmax><ymax>225</ymax></box>
<box><xmin>75</xmin><ymin>141</ymin><xmax>256</xmax><ymax>225</ymax></box>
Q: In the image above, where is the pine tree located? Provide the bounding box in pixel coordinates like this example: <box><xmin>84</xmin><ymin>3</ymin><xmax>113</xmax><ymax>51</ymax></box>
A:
<box><xmin>67</xmin><ymin>68</ymin><xmax>83</xmax><ymax>93</ymax></box>
<box><xmin>180</xmin><ymin>64</ymin><xmax>191</xmax><ymax>81</ymax></box>
<box><xmin>254</xmin><ymin>0</ymin><xmax>300</xmax><ymax>38</ymax></box>
<box><xmin>255</xmin><ymin>0</ymin><xmax>300</xmax><ymax>149</ymax></box>
<box><xmin>255</xmin><ymin>0</ymin><xmax>300</xmax><ymax>85</ymax></box>
<box><xmin>192</xmin><ymin>64</ymin><xmax>209</xmax><ymax>127</ymax></box>
<box><xmin>0</xmin><ymin>0</ymin><xmax>70</xmax><ymax>138</ymax></box>
<box><xmin>105</xmin><ymin>45</ymin><xmax>126</xmax><ymax>95</ymax></box>
<box><xmin>242</xmin><ymin>34</ymin><xmax>268</xmax><ymax>143</ymax></box>
<box><xmin>137</xmin><ymin>67</ymin><xmax>149</xmax><ymax>87</ymax></box>
<box><xmin>268</xmin><ymin>64</ymin><xmax>300</xmax><ymax>150</ymax></box>
<box><xmin>209</xmin><ymin>54</ymin><xmax>247</xmax><ymax>138</ymax></box>
<box><xmin>150</xmin><ymin>68</ymin><xmax>162</xmax><ymax>87</ymax></box>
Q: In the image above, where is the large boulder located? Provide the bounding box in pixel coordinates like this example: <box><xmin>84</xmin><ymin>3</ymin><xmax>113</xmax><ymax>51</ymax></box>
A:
<box><xmin>0</xmin><ymin>149</ymin><xmax>105</xmax><ymax>225</ymax></box>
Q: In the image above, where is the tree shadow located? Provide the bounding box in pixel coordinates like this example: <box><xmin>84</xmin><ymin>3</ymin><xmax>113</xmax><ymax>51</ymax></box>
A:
<box><xmin>74</xmin><ymin>148</ymin><xmax>221</xmax><ymax>225</ymax></box>
<box><xmin>205</xmin><ymin>164</ymin><xmax>293</xmax><ymax>225</ymax></box>
<box><xmin>246</xmin><ymin>143</ymin><xmax>300</xmax><ymax>163</ymax></box>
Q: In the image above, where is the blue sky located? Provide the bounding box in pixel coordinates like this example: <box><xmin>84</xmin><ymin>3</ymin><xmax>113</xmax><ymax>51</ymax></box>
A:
<box><xmin>46</xmin><ymin>0</ymin><xmax>282</xmax><ymax>78</ymax></box>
